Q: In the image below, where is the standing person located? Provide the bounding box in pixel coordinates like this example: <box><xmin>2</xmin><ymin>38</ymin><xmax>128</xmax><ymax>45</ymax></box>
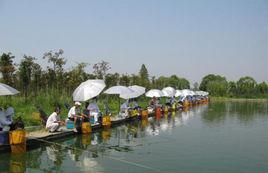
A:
<box><xmin>0</xmin><ymin>108</ymin><xmax>9</xmax><ymax>131</ymax></box>
<box><xmin>46</xmin><ymin>107</ymin><xmax>64</xmax><ymax>132</ymax></box>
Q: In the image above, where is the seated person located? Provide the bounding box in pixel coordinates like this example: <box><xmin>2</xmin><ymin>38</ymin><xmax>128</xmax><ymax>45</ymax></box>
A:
<box><xmin>131</xmin><ymin>98</ymin><xmax>140</xmax><ymax>110</ymax></box>
<box><xmin>83</xmin><ymin>102</ymin><xmax>90</xmax><ymax>122</ymax></box>
<box><xmin>149</xmin><ymin>96</ymin><xmax>157</xmax><ymax>108</ymax></box>
<box><xmin>87</xmin><ymin>98</ymin><xmax>100</xmax><ymax>124</ymax></box>
<box><xmin>46</xmin><ymin>107</ymin><xmax>64</xmax><ymax>132</ymax></box>
<box><xmin>68</xmin><ymin>102</ymin><xmax>83</xmax><ymax>131</ymax></box>
<box><xmin>0</xmin><ymin>106</ymin><xmax>16</xmax><ymax>131</ymax></box>
<box><xmin>120</xmin><ymin>100</ymin><xmax>129</xmax><ymax>114</ymax></box>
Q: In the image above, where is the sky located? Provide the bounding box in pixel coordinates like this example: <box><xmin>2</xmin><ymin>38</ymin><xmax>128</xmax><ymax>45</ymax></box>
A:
<box><xmin>0</xmin><ymin>0</ymin><xmax>268</xmax><ymax>85</ymax></box>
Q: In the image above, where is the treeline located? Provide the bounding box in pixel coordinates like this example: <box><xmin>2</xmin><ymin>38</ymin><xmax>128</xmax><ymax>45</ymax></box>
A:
<box><xmin>199</xmin><ymin>74</ymin><xmax>268</xmax><ymax>98</ymax></box>
<box><xmin>0</xmin><ymin>50</ymin><xmax>190</xmax><ymax>99</ymax></box>
<box><xmin>0</xmin><ymin>50</ymin><xmax>267</xmax><ymax>99</ymax></box>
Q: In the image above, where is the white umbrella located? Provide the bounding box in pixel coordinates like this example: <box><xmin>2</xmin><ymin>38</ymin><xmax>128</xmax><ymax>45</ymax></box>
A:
<box><xmin>181</xmin><ymin>89</ymin><xmax>191</xmax><ymax>96</ymax></box>
<box><xmin>73</xmin><ymin>79</ymin><xmax>106</xmax><ymax>101</ymax></box>
<box><xmin>0</xmin><ymin>83</ymin><xmax>19</xmax><ymax>96</ymax></box>
<box><xmin>175</xmin><ymin>90</ymin><xmax>182</xmax><ymax>97</ymax></box>
<box><xmin>162</xmin><ymin>87</ymin><xmax>176</xmax><ymax>97</ymax></box>
<box><xmin>104</xmin><ymin>86</ymin><xmax>134</xmax><ymax>95</ymax></box>
<box><xmin>120</xmin><ymin>85</ymin><xmax>145</xmax><ymax>99</ymax></box>
<box><xmin>104</xmin><ymin>86</ymin><xmax>134</xmax><ymax>113</ymax></box>
<box><xmin>145</xmin><ymin>89</ymin><xmax>164</xmax><ymax>98</ymax></box>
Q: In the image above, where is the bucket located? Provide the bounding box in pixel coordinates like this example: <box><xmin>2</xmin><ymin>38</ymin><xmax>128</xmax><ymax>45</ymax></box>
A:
<box><xmin>66</xmin><ymin>119</ymin><xmax>74</xmax><ymax>129</ymax></box>
<box><xmin>0</xmin><ymin>131</ymin><xmax>10</xmax><ymax>145</ymax></box>
<box><xmin>141</xmin><ymin>110</ymin><xmax>148</xmax><ymax>119</ymax></box>
<box><xmin>172</xmin><ymin>103</ymin><xmax>176</xmax><ymax>110</ymax></box>
<box><xmin>81</xmin><ymin>122</ymin><xmax>91</xmax><ymax>134</ymax></box>
<box><xmin>102</xmin><ymin>115</ymin><xmax>111</xmax><ymax>127</ymax></box>
<box><xmin>9</xmin><ymin>130</ymin><xmax>26</xmax><ymax>145</ymax></box>
<box><xmin>164</xmin><ymin>106</ymin><xmax>169</xmax><ymax>113</ymax></box>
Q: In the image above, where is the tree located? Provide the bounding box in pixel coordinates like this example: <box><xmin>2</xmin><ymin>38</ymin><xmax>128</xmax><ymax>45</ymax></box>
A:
<box><xmin>119</xmin><ymin>74</ymin><xmax>131</xmax><ymax>86</ymax></box>
<box><xmin>256</xmin><ymin>82</ymin><xmax>268</xmax><ymax>94</ymax></box>
<box><xmin>32</xmin><ymin>63</ymin><xmax>42</xmax><ymax>96</ymax></box>
<box><xmin>105</xmin><ymin>73</ymin><xmax>119</xmax><ymax>88</ymax></box>
<box><xmin>0</xmin><ymin>52</ymin><xmax>16</xmax><ymax>85</ymax></box>
<box><xmin>43</xmin><ymin>49</ymin><xmax>66</xmax><ymax>91</ymax></box>
<box><xmin>199</xmin><ymin>74</ymin><xmax>228</xmax><ymax>96</ymax></box>
<box><xmin>193</xmin><ymin>82</ymin><xmax>199</xmax><ymax>91</ymax></box>
<box><xmin>19</xmin><ymin>55</ymin><xmax>35</xmax><ymax>98</ymax></box>
<box><xmin>227</xmin><ymin>81</ymin><xmax>237</xmax><ymax>97</ymax></box>
<box><xmin>139</xmin><ymin>64</ymin><xmax>150</xmax><ymax>87</ymax></box>
<box><xmin>236</xmin><ymin>76</ymin><xmax>257</xmax><ymax>97</ymax></box>
<box><xmin>93</xmin><ymin>60</ymin><xmax>111</xmax><ymax>79</ymax></box>
<box><xmin>177</xmin><ymin>78</ymin><xmax>190</xmax><ymax>89</ymax></box>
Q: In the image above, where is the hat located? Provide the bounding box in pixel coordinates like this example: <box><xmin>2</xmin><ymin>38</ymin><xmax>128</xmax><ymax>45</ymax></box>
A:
<box><xmin>75</xmin><ymin>101</ymin><xmax>81</xmax><ymax>106</ymax></box>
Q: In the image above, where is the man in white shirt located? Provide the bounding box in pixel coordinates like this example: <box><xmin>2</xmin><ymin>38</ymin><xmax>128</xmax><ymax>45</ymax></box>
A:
<box><xmin>46</xmin><ymin>107</ymin><xmax>63</xmax><ymax>132</ymax></box>
<box><xmin>68</xmin><ymin>102</ymin><xmax>83</xmax><ymax>132</ymax></box>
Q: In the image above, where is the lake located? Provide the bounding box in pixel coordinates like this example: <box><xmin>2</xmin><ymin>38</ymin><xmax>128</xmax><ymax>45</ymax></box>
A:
<box><xmin>1</xmin><ymin>101</ymin><xmax>268</xmax><ymax>173</ymax></box>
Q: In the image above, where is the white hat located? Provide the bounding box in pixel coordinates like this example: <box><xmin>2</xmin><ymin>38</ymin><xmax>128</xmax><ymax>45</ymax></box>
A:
<box><xmin>75</xmin><ymin>101</ymin><xmax>81</xmax><ymax>106</ymax></box>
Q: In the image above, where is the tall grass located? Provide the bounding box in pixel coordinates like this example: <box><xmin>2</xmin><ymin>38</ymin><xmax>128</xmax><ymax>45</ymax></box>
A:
<box><xmin>0</xmin><ymin>92</ymin><xmax>152</xmax><ymax>126</ymax></box>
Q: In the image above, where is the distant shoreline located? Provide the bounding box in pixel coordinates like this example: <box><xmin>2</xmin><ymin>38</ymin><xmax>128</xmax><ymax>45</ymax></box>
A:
<box><xmin>210</xmin><ymin>97</ymin><xmax>268</xmax><ymax>102</ymax></box>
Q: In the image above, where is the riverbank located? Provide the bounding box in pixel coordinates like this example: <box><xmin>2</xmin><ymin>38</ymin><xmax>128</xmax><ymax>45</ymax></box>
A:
<box><xmin>210</xmin><ymin>97</ymin><xmax>268</xmax><ymax>102</ymax></box>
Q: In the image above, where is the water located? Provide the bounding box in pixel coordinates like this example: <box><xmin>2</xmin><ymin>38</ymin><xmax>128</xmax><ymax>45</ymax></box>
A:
<box><xmin>1</xmin><ymin>101</ymin><xmax>268</xmax><ymax>173</ymax></box>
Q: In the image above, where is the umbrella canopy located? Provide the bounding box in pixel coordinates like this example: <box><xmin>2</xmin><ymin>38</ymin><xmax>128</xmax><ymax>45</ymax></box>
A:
<box><xmin>182</xmin><ymin>89</ymin><xmax>193</xmax><ymax>96</ymax></box>
<box><xmin>120</xmin><ymin>85</ymin><xmax>145</xmax><ymax>99</ymax></box>
<box><xmin>175</xmin><ymin>90</ymin><xmax>182</xmax><ymax>97</ymax></box>
<box><xmin>162</xmin><ymin>87</ymin><xmax>176</xmax><ymax>97</ymax></box>
<box><xmin>104</xmin><ymin>86</ymin><xmax>134</xmax><ymax>95</ymax></box>
<box><xmin>0</xmin><ymin>83</ymin><xmax>19</xmax><ymax>96</ymax></box>
<box><xmin>73</xmin><ymin>79</ymin><xmax>106</xmax><ymax>101</ymax></box>
<box><xmin>145</xmin><ymin>89</ymin><xmax>164</xmax><ymax>98</ymax></box>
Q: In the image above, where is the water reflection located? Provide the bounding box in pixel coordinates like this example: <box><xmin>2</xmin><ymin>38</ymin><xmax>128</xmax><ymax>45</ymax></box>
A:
<box><xmin>202</xmin><ymin>101</ymin><xmax>268</xmax><ymax>124</ymax></box>
<box><xmin>1</xmin><ymin>101</ymin><xmax>268</xmax><ymax>173</ymax></box>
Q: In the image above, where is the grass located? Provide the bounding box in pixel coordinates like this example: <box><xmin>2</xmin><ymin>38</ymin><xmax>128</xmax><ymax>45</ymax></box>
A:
<box><xmin>0</xmin><ymin>93</ymin><xmax>152</xmax><ymax>127</ymax></box>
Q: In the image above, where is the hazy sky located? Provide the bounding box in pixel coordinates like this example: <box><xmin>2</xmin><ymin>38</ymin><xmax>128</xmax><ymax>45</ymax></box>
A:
<box><xmin>0</xmin><ymin>0</ymin><xmax>267</xmax><ymax>84</ymax></box>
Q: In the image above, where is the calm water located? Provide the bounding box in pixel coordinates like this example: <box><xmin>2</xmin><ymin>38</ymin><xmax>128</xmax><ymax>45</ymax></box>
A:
<box><xmin>1</xmin><ymin>101</ymin><xmax>268</xmax><ymax>173</ymax></box>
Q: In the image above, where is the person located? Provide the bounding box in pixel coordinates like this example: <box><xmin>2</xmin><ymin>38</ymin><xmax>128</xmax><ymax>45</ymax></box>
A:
<box><xmin>0</xmin><ymin>106</ymin><xmax>15</xmax><ymax>131</ymax></box>
<box><xmin>87</xmin><ymin>97</ymin><xmax>100</xmax><ymax>124</ymax></box>
<box><xmin>83</xmin><ymin>102</ymin><xmax>90</xmax><ymax>122</ymax></box>
<box><xmin>46</xmin><ymin>107</ymin><xmax>64</xmax><ymax>132</ymax></box>
<box><xmin>131</xmin><ymin>98</ymin><xmax>140</xmax><ymax>110</ymax></box>
<box><xmin>149</xmin><ymin>96</ymin><xmax>157</xmax><ymax>108</ymax></box>
<box><xmin>120</xmin><ymin>100</ymin><xmax>129</xmax><ymax>114</ymax></box>
<box><xmin>68</xmin><ymin>102</ymin><xmax>83</xmax><ymax>132</ymax></box>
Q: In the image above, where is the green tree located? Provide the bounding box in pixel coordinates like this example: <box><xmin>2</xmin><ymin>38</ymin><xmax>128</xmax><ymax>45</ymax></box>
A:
<box><xmin>200</xmin><ymin>74</ymin><xmax>228</xmax><ymax>96</ymax></box>
<box><xmin>93</xmin><ymin>60</ymin><xmax>111</xmax><ymax>79</ymax></box>
<box><xmin>227</xmin><ymin>81</ymin><xmax>237</xmax><ymax>97</ymax></box>
<box><xmin>105</xmin><ymin>73</ymin><xmax>119</xmax><ymax>88</ymax></box>
<box><xmin>19</xmin><ymin>55</ymin><xmax>35</xmax><ymax>98</ymax></box>
<box><xmin>256</xmin><ymin>82</ymin><xmax>268</xmax><ymax>94</ymax></box>
<box><xmin>236</xmin><ymin>76</ymin><xmax>257</xmax><ymax>98</ymax></box>
<box><xmin>0</xmin><ymin>52</ymin><xmax>16</xmax><ymax>85</ymax></box>
<box><xmin>119</xmin><ymin>74</ymin><xmax>131</xmax><ymax>86</ymax></box>
<box><xmin>139</xmin><ymin>64</ymin><xmax>150</xmax><ymax>87</ymax></box>
<box><xmin>43</xmin><ymin>49</ymin><xmax>66</xmax><ymax>91</ymax></box>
